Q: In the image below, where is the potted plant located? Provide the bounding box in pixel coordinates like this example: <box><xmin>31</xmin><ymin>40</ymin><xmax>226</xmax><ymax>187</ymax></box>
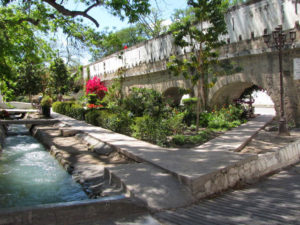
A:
<box><xmin>41</xmin><ymin>96</ymin><xmax>52</xmax><ymax>117</ymax></box>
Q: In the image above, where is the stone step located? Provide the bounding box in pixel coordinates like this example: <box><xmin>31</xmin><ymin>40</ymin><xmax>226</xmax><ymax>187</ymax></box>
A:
<box><xmin>104</xmin><ymin>163</ymin><xmax>194</xmax><ymax>211</ymax></box>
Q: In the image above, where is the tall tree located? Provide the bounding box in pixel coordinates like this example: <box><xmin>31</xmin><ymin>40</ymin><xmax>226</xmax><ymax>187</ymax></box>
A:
<box><xmin>49</xmin><ymin>57</ymin><xmax>69</xmax><ymax>100</ymax></box>
<box><xmin>0</xmin><ymin>5</ymin><xmax>54</xmax><ymax>99</ymax></box>
<box><xmin>15</xmin><ymin>61</ymin><xmax>44</xmax><ymax>106</ymax></box>
<box><xmin>90</xmin><ymin>26</ymin><xmax>147</xmax><ymax>60</ymax></box>
<box><xmin>0</xmin><ymin>0</ymin><xmax>151</xmax><ymax>99</ymax></box>
<box><xmin>0</xmin><ymin>0</ymin><xmax>151</xmax><ymax>28</ymax></box>
<box><xmin>136</xmin><ymin>7</ymin><xmax>169</xmax><ymax>39</ymax></box>
<box><xmin>167</xmin><ymin>0</ymin><xmax>228</xmax><ymax>131</ymax></box>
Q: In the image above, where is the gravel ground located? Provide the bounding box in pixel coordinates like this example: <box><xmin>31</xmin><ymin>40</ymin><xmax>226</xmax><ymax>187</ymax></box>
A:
<box><xmin>241</xmin><ymin>119</ymin><xmax>300</xmax><ymax>154</ymax></box>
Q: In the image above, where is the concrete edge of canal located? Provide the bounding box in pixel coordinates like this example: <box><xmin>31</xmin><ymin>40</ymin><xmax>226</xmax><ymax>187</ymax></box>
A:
<box><xmin>0</xmin><ymin>196</ymin><xmax>148</xmax><ymax>225</ymax></box>
<box><xmin>0</xmin><ymin>125</ymin><xmax>6</xmax><ymax>150</ymax></box>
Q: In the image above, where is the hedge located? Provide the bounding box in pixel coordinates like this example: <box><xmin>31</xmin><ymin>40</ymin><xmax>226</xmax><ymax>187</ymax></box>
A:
<box><xmin>52</xmin><ymin>101</ymin><xmax>85</xmax><ymax>120</ymax></box>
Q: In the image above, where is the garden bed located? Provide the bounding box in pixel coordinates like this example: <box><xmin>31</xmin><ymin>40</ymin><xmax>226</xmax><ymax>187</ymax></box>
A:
<box><xmin>52</xmin><ymin>87</ymin><xmax>248</xmax><ymax>148</ymax></box>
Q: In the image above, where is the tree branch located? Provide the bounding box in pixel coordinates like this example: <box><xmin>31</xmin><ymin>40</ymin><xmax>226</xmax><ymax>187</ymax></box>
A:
<box><xmin>18</xmin><ymin>18</ymin><xmax>40</xmax><ymax>25</ymax></box>
<box><xmin>42</xmin><ymin>0</ymin><xmax>101</xmax><ymax>27</ymax></box>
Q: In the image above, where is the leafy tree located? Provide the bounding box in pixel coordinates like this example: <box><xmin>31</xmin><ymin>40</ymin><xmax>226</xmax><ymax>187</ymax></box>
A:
<box><xmin>49</xmin><ymin>57</ymin><xmax>69</xmax><ymax>100</ymax></box>
<box><xmin>15</xmin><ymin>61</ymin><xmax>44</xmax><ymax>106</ymax></box>
<box><xmin>0</xmin><ymin>5</ymin><xmax>54</xmax><ymax>97</ymax></box>
<box><xmin>0</xmin><ymin>0</ymin><xmax>151</xmax><ymax>99</ymax></box>
<box><xmin>167</xmin><ymin>0</ymin><xmax>228</xmax><ymax>131</ymax></box>
<box><xmin>0</xmin><ymin>0</ymin><xmax>151</xmax><ymax>28</ymax></box>
<box><xmin>136</xmin><ymin>7</ymin><xmax>169</xmax><ymax>39</ymax></box>
<box><xmin>90</xmin><ymin>26</ymin><xmax>147</xmax><ymax>60</ymax></box>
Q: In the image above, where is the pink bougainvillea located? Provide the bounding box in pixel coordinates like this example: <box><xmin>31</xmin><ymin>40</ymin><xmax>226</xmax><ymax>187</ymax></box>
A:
<box><xmin>85</xmin><ymin>76</ymin><xmax>108</xmax><ymax>99</ymax></box>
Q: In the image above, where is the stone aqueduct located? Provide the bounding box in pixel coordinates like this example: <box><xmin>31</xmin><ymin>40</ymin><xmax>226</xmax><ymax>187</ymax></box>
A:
<box><xmin>84</xmin><ymin>0</ymin><xmax>300</xmax><ymax>125</ymax></box>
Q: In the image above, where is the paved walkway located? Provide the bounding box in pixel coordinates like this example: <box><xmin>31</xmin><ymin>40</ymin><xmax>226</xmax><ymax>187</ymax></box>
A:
<box><xmin>155</xmin><ymin>163</ymin><xmax>300</xmax><ymax>225</ymax></box>
<box><xmin>51</xmin><ymin>113</ymin><xmax>273</xmax><ymax>176</ymax></box>
<box><xmin>50</xmin><ymin>111</ymin><xmax>275</xmax><ymax>210</ymax></box>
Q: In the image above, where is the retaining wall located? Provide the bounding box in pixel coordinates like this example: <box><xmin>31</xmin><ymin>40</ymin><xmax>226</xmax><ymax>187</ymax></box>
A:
<box><xmin>0</xmin><ymin>125</ymin><xmax>6</xmax><ymax>150</ymax></box>
<box><xmin>0</xmin><ymin>197</ymin><xmax>147</xmax><ymax>225</ymax></box>
<box><xmin>195</xmin><ymin>139</ymin><xmax>300</xmax><ymax>198</ymax></box>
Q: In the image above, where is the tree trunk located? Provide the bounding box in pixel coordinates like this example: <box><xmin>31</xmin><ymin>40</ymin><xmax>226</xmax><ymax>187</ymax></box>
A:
<box><xmin>29</xmin><ymin>94</ymin><xmax>33</xmax><ymax>108</ymax></box>
<box><xmin>196</xmin><ymin>80</ymin><xmax>201</xmax><ymax>132</ymax></box>
<box><xmin>58</xmin><ymin>94</ymin><xmax>63</xmax><ymax>101</ymax></box>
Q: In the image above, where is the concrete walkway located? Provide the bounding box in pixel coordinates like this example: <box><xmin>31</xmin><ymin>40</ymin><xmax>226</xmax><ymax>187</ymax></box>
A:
<box><xmin>50</xmin><ymin>111</ymin><xmax>276</xmax><ymax>210</ymax></box>
<box><xmin>155</xmin><ymin>162</ymin><xmax>300</xmax><ymax>225</ymax></box>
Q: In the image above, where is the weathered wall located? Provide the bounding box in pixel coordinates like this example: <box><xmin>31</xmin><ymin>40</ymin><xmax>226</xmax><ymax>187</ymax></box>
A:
<box><xmin>83</xmin><ymin>0</ymin><xmax>299</xmax><ymax>79</ymax></box>
<box><xmin>210</xmin><ymin>46</ymin><xmax>300</xmax><ymax>125</ymax></box>
<box><xmin>83</xmin><ymin>0</ymin><xmax>300</xmax><ymax>125</ymax></box>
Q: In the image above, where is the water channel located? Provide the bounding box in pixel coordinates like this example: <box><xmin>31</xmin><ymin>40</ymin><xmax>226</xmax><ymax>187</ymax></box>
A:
<box><xmin>0</xmin><ymin>125</ymin><xmax>88</xmax><ymax>209</ymax></box>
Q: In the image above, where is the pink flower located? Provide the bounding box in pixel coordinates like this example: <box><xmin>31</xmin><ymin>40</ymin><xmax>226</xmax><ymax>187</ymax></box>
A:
<box><xmin>86</xmin><ymin>77</ymin><xmax>108</xmax><ymax>99</ymax></box>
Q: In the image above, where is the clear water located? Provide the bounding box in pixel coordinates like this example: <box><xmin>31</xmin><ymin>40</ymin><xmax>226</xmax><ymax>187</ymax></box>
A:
<box><xmin>0</xmin><ymin>125</ymin><xmax>88</xmax><ymax>209</ymax></box>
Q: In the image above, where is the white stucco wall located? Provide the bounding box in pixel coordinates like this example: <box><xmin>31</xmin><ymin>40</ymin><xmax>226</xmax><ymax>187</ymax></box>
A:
<box><xmin>83</xmin><ymin>0</ymin><xmax>300</xmax><ymax>80</ymax></box>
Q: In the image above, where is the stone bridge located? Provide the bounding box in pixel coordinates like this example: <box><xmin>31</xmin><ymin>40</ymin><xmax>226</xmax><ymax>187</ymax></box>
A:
<box><xmin>83</xmin><ymin>0</ymin><xmax>300</xmax><ymax>125</ymax></box>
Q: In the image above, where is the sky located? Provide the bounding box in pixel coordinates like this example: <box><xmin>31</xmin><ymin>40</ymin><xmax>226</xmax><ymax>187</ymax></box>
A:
<box><xmin>65</xmin><ymin>0</ymin><xmax>188</xmax><ymax>64</ymax></box>
<box><xmin>71</xmin><ymin>0</ymin><xmax>188</xmax><ymax>31</ymax></box>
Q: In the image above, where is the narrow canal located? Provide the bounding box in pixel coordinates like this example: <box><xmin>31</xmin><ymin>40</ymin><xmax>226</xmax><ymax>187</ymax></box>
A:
<box><xmin>0</xmin><ymin>125</ymin><xmax>88</xmax><ymax>209</ymax></box>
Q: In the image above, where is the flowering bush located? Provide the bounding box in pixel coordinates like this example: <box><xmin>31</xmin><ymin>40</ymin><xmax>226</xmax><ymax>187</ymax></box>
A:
<box><xmin>86</xmin><ymin>77</ymin><xmax>108</xmax><ymax>100</ymax></box>
<box><xmin>87</xmin><ymin>104</ymin><xmax>103</xmax><ymax>109</ymax></box>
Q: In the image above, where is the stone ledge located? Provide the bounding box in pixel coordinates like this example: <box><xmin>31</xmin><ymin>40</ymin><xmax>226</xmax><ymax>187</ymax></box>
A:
<box><xmin>194</xmin><ymin>139</ymin><xmax>300</xmax><ymax>199</ymax></box>
<box><xmin>0</xmin><ymin>197</ymin><xmax>147</xmax><ymax>225</ymax></box>
<box><xmin>0</xmin><ymin>125</ymin><xmax>6</xmax><ymax>150</ymax></box>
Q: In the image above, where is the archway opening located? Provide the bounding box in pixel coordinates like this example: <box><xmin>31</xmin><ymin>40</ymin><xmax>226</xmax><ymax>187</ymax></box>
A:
<box><xmin>210</xmin><ymin>83</ymin><xmax>275</xmax><ymax>117</ymax></box>
<box><xmin>238</xmin><ymin>85</ymin><xmax>275</xmax><ymax>116</ymax></box>
<box><xmin>163</xmin><ymin>87</ymin><xmax>185</xmax><ymax>107</ymax></box>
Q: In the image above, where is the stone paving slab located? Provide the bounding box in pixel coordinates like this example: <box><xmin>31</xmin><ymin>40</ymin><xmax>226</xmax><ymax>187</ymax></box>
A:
<box><xmin>105</xmin><ymin>163</ymin><xmax>194</xmax><ymax>210</ymax></box>
<box><xmin>155</xmin><ymin>163</ymin><xmax>300</xmax><ymax>225</ymax></box>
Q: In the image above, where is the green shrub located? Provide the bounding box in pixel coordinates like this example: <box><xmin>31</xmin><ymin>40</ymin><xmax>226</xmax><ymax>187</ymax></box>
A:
<box><xmin>41</xmin><ymin>96</ymin><xmax>52</xmax><ymax>107</ymax></box>
<box><xmin>171</xmin><ymin>130</ymin><xmax>212</xmax><ymax>146</ymax></box>
<box><xmin>182</xmin><ymin>97</ymin><xmax>197</xmax><ymax>107</ymax></box>
<box><xmin>131</xmin><ymin>115</ymin><xmax>170</xmax><ymax>146</ymax></box>
<box><xmin>171</xmin><ymin>134</ymin><xmax>186</xmax><ymax>146</ymax></box>
<box><xmin>98</xmin><ymin>111</ymin><xmax>133</xmax><ymax>135</ymax></box>
<box><xmin>52</xmin><ymin>101</ymin><xmax>63</xmax><ymax>112</ymax></box>
<box><xmin>52</xmin><ymin>101</ymin><xmax>72</xmax><ymax>115</ymax></box>
<box><xmin>168</xmin><ymin>111</ymin><xmax>185</xmax><ymax>134</ymax></box>
<box><xmin>84</xmin><ymin>109</ymin><xmax>133</xmax><ymax>135</ymax></box>
<box><xmin>87</xmin><ymin>93</ymin><xmax>99</xmax><ymax>105</ymax></box>
<box><xmin>207</xmin><ymin>105</ymin><xmax>244</xmax><ymax>129</ymax></box>
<box><xmin>122</xmin><ymin>88</ymin><xmax>164</xmax><ymax>117</ymax></box>
<box><xmin>15</xmin><ymin>96</ymin><xmax>30</xmax><ymax>102</ymax></box>
<box><xmin>182</xmin><ymin>109</ymin><xmax>196</xmax><ymax>126</ymax></box>
<box><xmin>53</xmin><ymin>101</ymin><xmax>85</xmax><ymax>120</ymax></box>
<box><xmin>69</xmin><ymin>104</ymin><xmax>85</xmax><ymax>120</ymax></box>
<box><xmin>182</xmin><ymin>98</ymin><xmax>197</xmax><ymax>126</ymax></box>
<box><xmin>85</xmin><ymin>109</ymin><xmax>102</xmax><ymax>126</ymax></box>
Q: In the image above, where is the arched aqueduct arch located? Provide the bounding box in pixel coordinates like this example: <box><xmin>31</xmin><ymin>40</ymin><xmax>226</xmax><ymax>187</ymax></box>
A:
<box><xmin>208</xmin><ymin>73</ymin><xmax>276</xmax><ymax>108</ymax></box>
